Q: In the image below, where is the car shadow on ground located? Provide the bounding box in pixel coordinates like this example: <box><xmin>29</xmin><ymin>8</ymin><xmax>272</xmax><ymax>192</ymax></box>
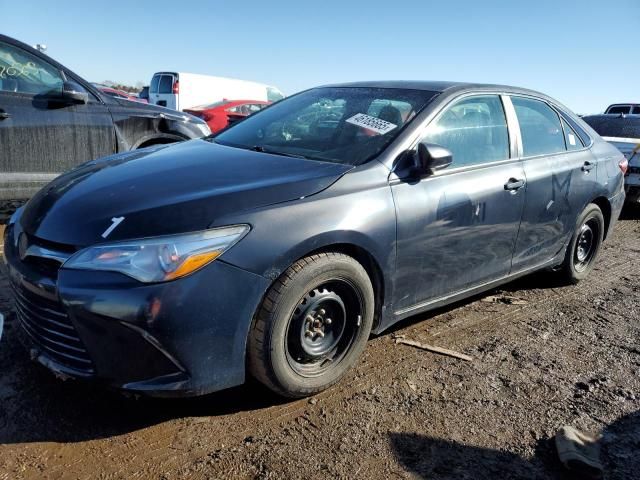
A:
<box><xmin>0</xmin><ymin>312</ymin><xmax>289</xmax><ymax>445</ymax></box>
<box><xmin>389</xmin><ymin>410</ymin><xmax>640</xmax><ymax>480</ymax></box>
<box><xmin>619</xmin><ymin>202</ymin><xmax>640</xmax><ymax>220</ymax></box>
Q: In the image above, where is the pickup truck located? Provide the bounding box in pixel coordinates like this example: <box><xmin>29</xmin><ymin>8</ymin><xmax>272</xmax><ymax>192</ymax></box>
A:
<box><xmin>582</xmin><ymin>113</ymin><xmax>640</xmax><ymax>203</ymax></box>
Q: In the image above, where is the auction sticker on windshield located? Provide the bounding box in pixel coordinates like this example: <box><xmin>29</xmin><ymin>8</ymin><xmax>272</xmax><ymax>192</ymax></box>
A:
<box><xmin>346</xmin><ymin>113</ymin><xmax>397</xmax><ymax>135</ymax></box>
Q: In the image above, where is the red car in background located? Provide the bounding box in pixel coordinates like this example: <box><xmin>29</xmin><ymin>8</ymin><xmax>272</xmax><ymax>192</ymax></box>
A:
<box><xmin>92</xmin><ymin>84</ymin><xmax>148</xmax><ymax>103</ymax></box>
<box><xmin>185</xmin><ymin>99</ymin><xmax>269</xmax><ymax>133</ymax></box>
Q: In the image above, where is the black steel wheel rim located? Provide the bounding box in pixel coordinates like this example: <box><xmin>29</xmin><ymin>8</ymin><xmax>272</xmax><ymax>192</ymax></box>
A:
<box><xmin>285</xmin><ymin>279</ymin><xmax>362</xmax><ymax>377</ymax></box>
<box><xmin>574</xmin><ymin>218</ymin><xmax>598</xmax><ymax>272</ymax></box>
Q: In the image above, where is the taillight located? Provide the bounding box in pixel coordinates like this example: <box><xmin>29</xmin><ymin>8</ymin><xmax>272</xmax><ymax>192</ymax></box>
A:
<box><xmin>619</xmin><ymin>158</ymin><xmax>629</xmax><ymax>176</ymax></box>
<box><xmin>172</xmin><ymin>80</ymin><xmax>179</xmax><ymax>94</ymax></box>
<box><xmin>202</xmin><ymin>112</ymin><xmax>211</xmax><ymax>121</ymax></box>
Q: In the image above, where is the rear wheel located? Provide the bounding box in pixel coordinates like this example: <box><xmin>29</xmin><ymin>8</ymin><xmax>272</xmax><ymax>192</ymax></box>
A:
<box><xmin>558</xmin><ymin>203</ymin><xmax>605</xmax><ymax>284</ymax></box>
<box><xmin>247</xmin><ymin>253</ymin><xmax>374</xmax><ymax>398</ymax></box>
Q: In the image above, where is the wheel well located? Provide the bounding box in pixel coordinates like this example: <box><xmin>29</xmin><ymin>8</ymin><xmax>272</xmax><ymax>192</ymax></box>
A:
<box><xmin>136</xmin><ymin>137</ymin><xmax>179</xmax><ymax>149</ymax></box>
<box><xmin>591</xmin><ymin>197</ymin><xmax>612</xmax><ymax>239</ymax></box>
<box><xmin>305</xmin><ymin>244</ymin><xmax>385</xmax><ymax>331</ymax></box>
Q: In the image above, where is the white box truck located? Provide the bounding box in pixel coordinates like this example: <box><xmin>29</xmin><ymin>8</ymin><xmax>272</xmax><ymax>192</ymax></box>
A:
<box><xmin>149</xmin><ymin>72</ymin><xmax>284</xmax><ymax>111</ymax></box>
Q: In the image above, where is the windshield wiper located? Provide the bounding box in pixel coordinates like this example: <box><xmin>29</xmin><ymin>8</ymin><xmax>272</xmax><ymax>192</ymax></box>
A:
<box><xmin>250</xmin><ymin>145</ymin><xmax>309</xmax><ymax>159</ymax></box>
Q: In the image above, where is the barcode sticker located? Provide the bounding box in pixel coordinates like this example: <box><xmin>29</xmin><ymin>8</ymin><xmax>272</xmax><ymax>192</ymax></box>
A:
<box><xmin>346</xmin><ymin>113</ymin><xmax>397</xmax><ymax>135</ymax></box>
<box><xmin>568</xmin><ymin>134</ymin><xmax>576</xmax><ymax>146</ymax></box>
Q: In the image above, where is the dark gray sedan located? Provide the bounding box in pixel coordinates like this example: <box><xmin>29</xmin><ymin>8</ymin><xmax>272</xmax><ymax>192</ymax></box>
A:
<box><xmin>4</xmin><ymin>81</ymin><xmax>626</xmax><ymax>398</ymax></box>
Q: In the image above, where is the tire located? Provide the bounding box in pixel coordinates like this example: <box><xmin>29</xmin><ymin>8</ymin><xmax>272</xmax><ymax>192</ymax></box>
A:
<box><xmin>558</xmin><ymin>203</ymin><xmax>605</xmax><ymax>284</ymax></box>
<box><xmin>247</xmin><ymin>252</ymin><xmax>375</xmax><ymax>398</ymax></box>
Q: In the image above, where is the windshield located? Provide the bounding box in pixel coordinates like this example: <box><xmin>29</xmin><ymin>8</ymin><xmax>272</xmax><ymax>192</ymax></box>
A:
<box><xmin>212</xmin><ymin>87</ymin><xmax>438</xmax><ymax>165</ymax></box>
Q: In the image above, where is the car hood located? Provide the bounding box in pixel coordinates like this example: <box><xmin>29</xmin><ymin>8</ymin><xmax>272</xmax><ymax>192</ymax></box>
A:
<box><xmin>20</xmin><ymin>140</ymin><xmax>352</xmax><ymax>246</ymax></box>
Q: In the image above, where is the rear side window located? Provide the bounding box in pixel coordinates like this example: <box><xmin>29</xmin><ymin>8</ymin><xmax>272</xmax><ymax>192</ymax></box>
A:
<box><xmin>0</xmin><ymin>40</ymin><xmax>64</xmax><ymax>95</ymax></box>
<box><xmin>158</xmin><ymin>75</ymin><xmax>174</xmax><ymax>94</ymax></box>
<box><xmin>421</xmin><ymin>95</ymin><xmax>510</xmax><ymax>168</ymax></box>
<box><xmin>633</xmin><ymin>106</ymin><xmax>640</xmax><ymax>115</ymax></box>
<box><xmin>512</xmin><ymin>97</ymin><xmax>565</xmax><ymax>157</ymax></box>
<box><xmin>607</xmin><ymin>105</ymin><xmax>631</xmax><ymax>114</ymax></box>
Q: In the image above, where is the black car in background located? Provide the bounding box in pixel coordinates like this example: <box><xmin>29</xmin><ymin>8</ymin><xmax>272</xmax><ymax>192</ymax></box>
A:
<box><xmin>4</xmin><ymin>81</ymin><xmax>626</xmax><ymax>399</ymax></box>
<box><xmin>0</xmin><ymin>34</ymin><xmax>211</xmax><ymax>201</ymax></box>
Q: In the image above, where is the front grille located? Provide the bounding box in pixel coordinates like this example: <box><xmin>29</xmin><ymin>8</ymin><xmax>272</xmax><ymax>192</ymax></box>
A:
<box><xmin>12</xmin><ymin>283</ymin><xmax>95</xmax><ymax>374</ymax></box>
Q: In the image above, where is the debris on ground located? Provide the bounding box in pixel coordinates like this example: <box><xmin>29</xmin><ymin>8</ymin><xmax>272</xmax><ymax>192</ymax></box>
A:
<box><xmin>395</xmin><ymin>338</ymin><xmax>473</xmax><ymax>362</ymax></box>
<box><xmin>481</xmin><ymin>294</ymin><xmax>529</xmax><ymax>305</ymax></box>
<box><xmin>555</xmin><ymin>426</ymin><xmax>603</xmax><ymax>479</ymax></box>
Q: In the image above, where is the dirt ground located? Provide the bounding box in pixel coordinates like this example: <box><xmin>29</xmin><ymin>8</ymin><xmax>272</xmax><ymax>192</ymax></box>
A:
<box><xmin>0</xmin><ymin>206</ymin><xmax>639</xmax><ymax>480</ymax></box>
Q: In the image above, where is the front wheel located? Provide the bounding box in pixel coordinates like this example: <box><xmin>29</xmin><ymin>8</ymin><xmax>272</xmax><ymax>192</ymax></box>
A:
<box><xmin>558</xmin><ymin>203</ymin><xmax>605</xmax><ymax>284</ymax></box>
<box><xmin>247</xmin><ymin>253</ymin><xmax>374</xmax><ymax>398</ymax></box>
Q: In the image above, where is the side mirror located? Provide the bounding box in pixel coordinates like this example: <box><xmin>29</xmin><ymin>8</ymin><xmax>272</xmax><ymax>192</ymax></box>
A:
<box><xmin>416</xmin><ymin>142</ymin><xmax>453</xmax><ymax>174</ymax></box>
<box><xmin>61</xmin><ymin>81</ymin><xmax>89</xmax><ymax>104</ymax></box>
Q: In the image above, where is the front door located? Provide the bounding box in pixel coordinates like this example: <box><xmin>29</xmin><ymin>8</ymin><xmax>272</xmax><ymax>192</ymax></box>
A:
<box><xmin>391</xmin><ymin>94</ymin><xmax>525</xmax><ymax>314</ymax></box>
<box><xmin>0</xmin><ymin>39</ymin><xmax>114</xmax><ymax>198</ymax></box>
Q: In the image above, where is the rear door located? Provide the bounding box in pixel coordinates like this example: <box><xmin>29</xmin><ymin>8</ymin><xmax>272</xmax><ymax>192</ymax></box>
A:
<box><xmin>509</xmin><ymin>96</ymin><xmax>597</xmax><ymax>271</ymax></box>
<box><xmin>391</xmin><ymin>94</ymin><xmax>526</xmax><ymax>313</ymax></box>
<box><xmin>0</xmin><ymin>38</ymin><xmax>114</xmax><ymax>199</ymax></box>
<box><xmin>149</xmin><ymin>72</ymin><xmax>177</xmax><ymax>110</ymax></box>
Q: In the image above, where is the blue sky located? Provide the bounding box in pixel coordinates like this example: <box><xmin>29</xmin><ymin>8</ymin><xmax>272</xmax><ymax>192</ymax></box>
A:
<box><xmin>2</xmin><ymin>0</ymin><xmax>638</xmax><ymax>113</ymax></box>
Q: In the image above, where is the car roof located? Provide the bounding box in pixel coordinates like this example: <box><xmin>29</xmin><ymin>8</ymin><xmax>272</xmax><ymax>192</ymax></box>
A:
<box><xmin>319</xmin><ymin>80</ymin><xmax>548</xmax><ymax>97</ymax></box>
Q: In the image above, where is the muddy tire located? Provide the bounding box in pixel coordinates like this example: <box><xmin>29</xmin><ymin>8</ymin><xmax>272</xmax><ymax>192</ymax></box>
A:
<box><xmin>247</xmin><ymin>253</ymin><xmax>374</xmax><ymax>398</ymax></box>
<box><xmin>558</xmin><ymin>203</ymin><xmax>605</xmax><ymax>284</ymax></box>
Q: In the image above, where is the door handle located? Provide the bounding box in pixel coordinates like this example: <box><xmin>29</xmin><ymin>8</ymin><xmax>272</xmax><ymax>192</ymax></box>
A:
<box><xmin>582</xmin><ymin>161</ymin><xmax>595</xmax><ymax>172</ymax></box>
<box><xmin>504</xmin><ymin>178</ymin><xmax>525</xmax><ymax>191</ymax></box>
<box><xmin>0</xmin><ymin>110</ymin><xmax>10</xmax><ymax>120</ymax></box>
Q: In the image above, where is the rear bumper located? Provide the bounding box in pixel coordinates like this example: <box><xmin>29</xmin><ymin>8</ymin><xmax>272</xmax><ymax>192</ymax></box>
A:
<box><xmin>4</xmin><ymin>222</ymin><xmax>271</xmax><ymax>397</ymax></box>
<box><xmin>608</xmin><ymin>188</ymin><xmax>626</xmax><ymax>237</ymax></box>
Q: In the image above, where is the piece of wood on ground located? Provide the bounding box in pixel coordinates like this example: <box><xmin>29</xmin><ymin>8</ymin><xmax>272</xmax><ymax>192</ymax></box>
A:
<box><xmin>395</xmin><ymin>338</ymin><xmax>473</xmax><ymax>362</ymax></box>
<box><xmin>481</xmin><ymin>294</ymin><xmax>528</xmax><ymax>305</ymax></box>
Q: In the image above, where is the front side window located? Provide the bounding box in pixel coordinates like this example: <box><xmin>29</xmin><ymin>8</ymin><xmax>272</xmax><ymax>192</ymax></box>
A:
<box><xmin>632</xmin><ymin>106</ymin><xmax>640</xmax><ymax>115</ymax></box>
<box><xmin>512</xmin><ymin>97</ymin><xmax>565</xmax><ymax>157</ymax></box>
<box><xmin>420</xmin><ymin>95</ymin><xmax>510</xmax><ymax>168</ymax></box>
<box><xmin>214</xmin><ymin>87</ymin><xmax>438</xmax><ymax>165</ymax></box>
<box><xmin>0</xmin><ymin>41</ymin><xmax>64</xmax><ymax>95</ymax></box>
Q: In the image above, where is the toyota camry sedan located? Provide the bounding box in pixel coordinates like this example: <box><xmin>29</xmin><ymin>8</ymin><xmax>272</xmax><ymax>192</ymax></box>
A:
<box><xmin>4</xmin><ymin>81</ymin><xmax>626</xmax><ymax>398</ymax></box>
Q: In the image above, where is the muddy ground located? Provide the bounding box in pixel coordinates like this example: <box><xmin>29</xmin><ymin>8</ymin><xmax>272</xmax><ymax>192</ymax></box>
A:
<box><xmin>0</xmin><ymin>207</ymin><xmax>639</xmax><ymax>480</ymax></box>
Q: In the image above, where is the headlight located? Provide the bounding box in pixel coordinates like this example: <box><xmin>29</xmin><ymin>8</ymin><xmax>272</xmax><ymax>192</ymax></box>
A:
<box><xmin>195</xmin><ymin>122</ymin><xmax>211</xmax><ymax>137</ymax></box>
<box><xmin>63</xmin><ymin>225</ymin><xmax>249</xmax><ymax>283</ymax></box>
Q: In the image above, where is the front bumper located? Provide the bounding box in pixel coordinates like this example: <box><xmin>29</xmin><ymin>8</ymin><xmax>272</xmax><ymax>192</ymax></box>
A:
<box><xmin>4</xmin><ymin>222</ymin><xmax>270</xmax><ymax>397</ymax></box>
